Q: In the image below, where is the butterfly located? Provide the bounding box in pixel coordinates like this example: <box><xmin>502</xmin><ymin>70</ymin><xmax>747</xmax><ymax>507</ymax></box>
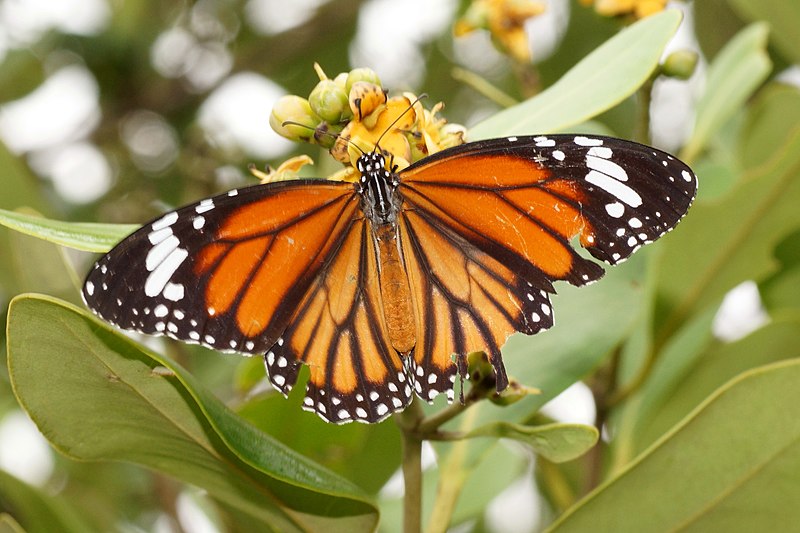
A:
<box><xmin>83</xmin><ymin>134</ymin><xmax>697</xmax><ymax>424</ymax></box>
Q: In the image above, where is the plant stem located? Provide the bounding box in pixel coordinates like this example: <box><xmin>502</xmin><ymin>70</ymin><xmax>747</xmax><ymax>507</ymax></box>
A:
<box><xmin>450</xmin><ymin>67</ymin><xmax>519</xmax><ymax>108</ymax></box>
<box><xmin>396</xmin><ymin>399</ymin><xmax>426</xmax><ymax>533</ymax></box>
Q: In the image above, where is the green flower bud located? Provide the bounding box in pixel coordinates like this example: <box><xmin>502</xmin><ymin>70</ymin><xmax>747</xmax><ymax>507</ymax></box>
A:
<box><xmin>661</xmin><ymin>50</ymin><xmax>699</xmax><ymax>80</ymax></box>
<box><xmin>333</xmin><ymin>72</ymin><xmax>349</xmax><ymax>90</ymax></box>
<box><xmin>346</xmin><ymin>67</ymin><xmax>382</xmax><ymax>93</ymax></box>
<box><xmin>270</xmin><ymin>95</ymin><xmax>319</xmax><ymax>141</ymax></box>
<box><xmin>489</xmin><ymin>380</ymin><xmax>541</xmax><ymax>406</ymax></box>
<box><xmin>309</xmin><ymin>79</ymin><xmax>351</xmax><ymax>123</ymax></box>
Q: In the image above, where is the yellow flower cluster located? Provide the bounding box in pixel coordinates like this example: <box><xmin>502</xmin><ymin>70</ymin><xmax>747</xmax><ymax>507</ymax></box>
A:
<box><xmin>270</xmin><ymin>65</ymin><xmax>465</xmax><ymax>182</ymax></box>
<box><xmin>580</xmin><ymin>0</ymin><xmax>667</xmax><ymax>19</ymax></box>
<box><xmin>454</xmin><ymin>0</ymin><xmax>545</xmax><ymax>63</ymax></box>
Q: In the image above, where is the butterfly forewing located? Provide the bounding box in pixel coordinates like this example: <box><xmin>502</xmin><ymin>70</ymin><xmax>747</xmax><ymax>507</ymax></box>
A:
<box><xmin>83</xmin><ymin>180</ymin><xmax>359</xmax><ymax>355</ymax></box>
<box><xmin>400</xmin><ymin>134</ymin><xmax>697</xmax><ymax>270</ymax></box>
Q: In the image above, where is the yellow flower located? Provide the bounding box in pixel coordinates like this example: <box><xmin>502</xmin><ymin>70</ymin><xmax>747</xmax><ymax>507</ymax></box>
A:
<box><xmin>581</xmin><ymin>0</ymin><xmax>666</xmax><ymax>19</ymax></box>
<box><xmin>251</xmin><ymin>155</ymin><xmax>314</xmax><ymax>183</ymax></box>
<box><xmin>331</xmin><ymin>95</ymin><xmax>417</xmax><ymax>170</ymax></box>
<box><xmin>406</xmin><ymin>95</ymin><xmax>466</xmax><ymax>160</ymax></box>
<box><xmin>454</xmin><ymin>0</ymin><xmax>545</xmax><ymax>63</ymax></box>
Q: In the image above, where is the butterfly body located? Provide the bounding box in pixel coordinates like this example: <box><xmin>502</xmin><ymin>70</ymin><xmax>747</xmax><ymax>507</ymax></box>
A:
<box><xmin>83</xmin><ymin>134</ymin><xmax>697</xmax><ymax>424</ymax></box>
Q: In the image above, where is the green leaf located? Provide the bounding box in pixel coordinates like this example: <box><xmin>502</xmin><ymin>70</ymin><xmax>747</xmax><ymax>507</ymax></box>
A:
<box><xmin>638</xmin><ymin>316</ymin><xmax>800</xmax><ymax>450</ymax></box>
<box><xmin>727</xmin><ymin>0</ymin><xmax>800</xmax><ymax>64</ymax></box>
<box><xmin>237</xmin><ymin>391</ymin><xmax>402</xmax><ymax>494</ymax></box>
<box><xmin>655</xmin><ymin>122</ymin><xmax>800</xmax><ymax>343</ymax></box>
<box><xmin>0</xmin><ymin>208</ymin><xmax>134</xmax><ymax>253</ymax></box>
<box><xmin>549</xmin><ymin>359</ymin><xmax>800</xmax><ymax>532</ymax></box>
<box><xmin>681</xmin><ymin>23</ymin><xmax>771</xmax><ymax>163</ymax></box>
<box><xmin>426</xmin><ymin>261</ymin><xmax>647</xmax><ymax>527</ymax></box>
<box><xmin>0</xmin><ymin>470</ymin><xmax>91</xmax><ymax>533</ymax></box>
<box><xmin>464</xmin><ymin>422</ymin><xmax>598</xmax><ymax>463</ymax></box>
<box><xmin>469</xmin><ymin>10</ymin><xmax>682</xmax><ymax>139</ymax></box>
<box><xmin>0</xmin><ymin>514</ymin><xmax>26</xmax><ymax>533</ymax></box>
<box><xmin>739</xmin><ymin>84</ymin><xmax>800</xmax><ymax>170</ymax></box>
<box><xmin>6</xmin><ymin>294</ymin><xmax>378</xmax><ymax>533</ymax></box>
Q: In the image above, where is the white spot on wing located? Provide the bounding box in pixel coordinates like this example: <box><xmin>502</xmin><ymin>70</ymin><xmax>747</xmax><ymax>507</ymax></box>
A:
<box><xmin>192</xmin><ymin>216</ymin><xmax>205</xmax><ymax>230</ymax></box>
<box><xmin>574</xmin><ymin>136</ymin><xmax>603</xmax><ymax>147</ymax></box>
<box><xmin>145</xmin><ymin>247</ymin><xmax>188</xmax><ymax>297</ymax></box>
<box><xmin>152</xmin><ymin>212</ymin><xmax>178</xmax><ymax>231</ymax></box>
<box><xmin>586</xmin><ymin>154</ymin><xmax>628</xmax><ymax>181</ymax></box>
<box><xmin>146</xmin><ymin>234</ymin><xmax>180</xmax><ymax>272</ymax></box>
<box><xmin>148</xmin><ymin>227</ymin><xmax>173</xmax><ymax>245</ymax></box>
<box><xmin>163</xmin><ymin>282</ymin><xmax>185</xmax><ymax>301</ymax></box>
<box><xmin>586</xmin><ymin>170</ymin><xmax>642</xmax><ymax>207</ymax></box>
<box><xmin>587</xmin><ymin>146</ymin><xmax>613</xmax><ymax>159</ymax></box>
<box><xmin>86</xmin><ymin>281</ymin><xmax>94</xmax><ymax>296</ymax></box>
<box><xmin>605</xmin><ymin>202</ymin><xmax>625</xmax><ymax>218</ymax></box>
<box><xmin>195</xmin><ymin>199</ymin><xmax>214</xmax><ymax>214</ymax></box>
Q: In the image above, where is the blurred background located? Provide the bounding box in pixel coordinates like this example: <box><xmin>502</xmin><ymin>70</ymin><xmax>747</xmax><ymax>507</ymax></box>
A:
<box><xmin>1</xmin><ymin>0</ymin><xmax>797</xmax><ymax>531</ymax></box>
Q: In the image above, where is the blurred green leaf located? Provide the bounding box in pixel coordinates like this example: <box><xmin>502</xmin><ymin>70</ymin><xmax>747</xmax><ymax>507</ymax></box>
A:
<box><xmin>0</xmin><ymin>208</ymin><xmax>134</xmax><ymax>253</ymax></box>
<box><xmin>727</xmin><ymin>0</ymin><xmax>800</xmax><ymax>64</ymax></box>
<box><xmin>739</xmin><ymin>83</ymin><xmax>800</xmax><ymax>169</ymax></box>
<box><xmin>638</xmin><ymin>316</ymin><xmax>800</xmax><ymax>450</ymax></box>
<box><xmin>0</xmin><ymin>143</ymin><xmax>46</xmax><ymax>213</ymax></box>
<box><xmin>428</xmin><ymin>261</ymin><xmax>646</xmax><ymax>527</ymax></box>
<box><xmin>681</xmin><ymin>23</ymin><xmax>771</xmax><ymax>163</ymax></box>
<box><xmin>0</xmin><ymin>515</ymin><xmax>25</xmax><ymax>533</ymax></box>
<box><xmin>761</xmin><ymin>230</ymin><xmax>800</xmax><ymax>313</ymax></box>
<box><xmin>469</xmin><ymin>10</ymin><xmax>682</xmax><ymax>138</ymax></box>
<box><xmin>549</xmin><ymin>359</ymin><xmax>800</xmax><ymax>532</ymax></box>
<box><xmin>7</xmin><ymin>295</ymin><xmax>378</xmax><ymax>532</ymax></box>
<box><xmin>238</xmin><ymin>391</ymin><xmax>402</xmax><ymax>494</ymax></box>
<box><xmin>465</xmin><ymin>422</ymin><xmax>598</xmax><ymax>463</ymax></box>
<box><xmin>655</xmin><ymin>124</ymin><xmax>800</xmax><ymax>343</ymax></box>
<box><xmin>0</xmin><ymin>470</ymin><xmax>90</xmax><ymax>533</ymax></box>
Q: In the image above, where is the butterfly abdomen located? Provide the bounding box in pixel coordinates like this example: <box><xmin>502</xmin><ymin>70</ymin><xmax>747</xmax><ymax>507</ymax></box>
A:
<box><xmin>373</xmin><ymin>222</ymin><xmax>416</xmax><ymax>354</ymax></box>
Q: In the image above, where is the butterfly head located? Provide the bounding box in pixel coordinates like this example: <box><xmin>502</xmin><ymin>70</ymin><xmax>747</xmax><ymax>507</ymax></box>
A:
<box><xmin>357</xmin><ymin>151</ymin><xmax>399</xmax><ymax>225</ymax></box>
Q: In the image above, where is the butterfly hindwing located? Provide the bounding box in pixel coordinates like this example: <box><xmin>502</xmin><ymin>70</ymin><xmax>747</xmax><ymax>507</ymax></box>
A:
<box><xmin>399</xmin><ymin>207</ymin><xmax>555</xmax><ymax>402</ymax></box>
<box><xmin>83</xmin><ymin>180</ymin><xmax>359</xmax><ymax>355</ymax></box>
<box><xmin>265</xmin><ymin>217</ymin><xmax>414</xmax><ymax>424</ymax></box>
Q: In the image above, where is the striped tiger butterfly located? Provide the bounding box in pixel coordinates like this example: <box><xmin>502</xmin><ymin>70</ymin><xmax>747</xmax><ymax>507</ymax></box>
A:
<box><xmin>83</xmin><ymin>133</ymin><xmax>697</xmax><ymax>424</ymax></box>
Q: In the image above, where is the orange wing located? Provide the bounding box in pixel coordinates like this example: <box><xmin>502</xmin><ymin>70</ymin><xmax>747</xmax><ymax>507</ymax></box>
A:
<box><xmin>398</xmin><ymin>135</ymin><xmax>697</xmax><ymax>396</ymax></box>
<box><xmin>83</xmin><ymin>180</ymin><xmax>360</xmax><ymax>355</ymax></box>
<box><xmin>265</xmin><ymin>217</ymin><xmax>413</xmax><ymax>424</ymax></box>
<box><xmin>398</xmin><ymin>208</ymin><xmax>554</xmax><ymax>401</ymax></box>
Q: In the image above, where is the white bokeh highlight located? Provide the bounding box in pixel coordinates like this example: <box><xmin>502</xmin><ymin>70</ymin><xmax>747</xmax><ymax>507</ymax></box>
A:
<box><xmin>712</xmin><ymin>280</ymin><xmax>770</xmax><ymax>342</ymax></box>
<box><xmin>540</xmin><ymin>381</ymin><xmax>597</xmax><ymax>427</ymax></box>
<box><xmin>0</xmin><ymin>0</ymin><xmax>110</xmax><ymax>45</ymax></box>
<box><xmin>350</xmin><ymin>0</ymin><xmax>457</xmax><ymax>88</ymax></box>
<box><xmin>486</xmin><ymin>464</ymin><xmax>540</xmax><ymax>533</ymax></box>
<box><xmin>245</xmin><ymin>0</ymin><xmax>330</xmax><ymax>35</ymax></box>
<box><xmin>0</xmin><ymin>64</ymin><xmax>100</xmax><ymax>153</ymax></box>
<box><xmin>198</xmin><ymin>72</ymin><xmax>293</xmax><ymax>159</ymax></box>
<box><xmin>0</xmin><ymin>411</ymin><xmax>55</xmax><ymax>487</ymax></box>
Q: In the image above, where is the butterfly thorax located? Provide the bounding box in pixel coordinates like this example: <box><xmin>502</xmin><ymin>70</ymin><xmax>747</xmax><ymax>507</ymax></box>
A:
<box><xmin>356</xmin><ymin>152</ymin><xmax>416</xmax><ymax>354</ymax></box>
<box><xmin>357</xmin><ymin>152</ymin><xmax>399</xmax><ymax>225</ymax></box>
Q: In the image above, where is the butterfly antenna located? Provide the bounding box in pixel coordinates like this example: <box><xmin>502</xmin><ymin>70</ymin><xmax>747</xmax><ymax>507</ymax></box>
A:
<box><xmin>281</xmin><ymin>120</ymin><xmax>366</xmax><ymax>156</ymax></box>
<box><xmin>372</xmin><ymin>93</ymin><xmax>428</xmax><ymax>153</ymax></box>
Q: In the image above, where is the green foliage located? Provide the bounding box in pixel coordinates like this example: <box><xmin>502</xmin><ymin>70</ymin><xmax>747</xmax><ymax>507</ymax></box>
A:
<box><xmin>1</xmin><ymin>2</ymin><xmax>799</xmax><ymax>532</ymax></box>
